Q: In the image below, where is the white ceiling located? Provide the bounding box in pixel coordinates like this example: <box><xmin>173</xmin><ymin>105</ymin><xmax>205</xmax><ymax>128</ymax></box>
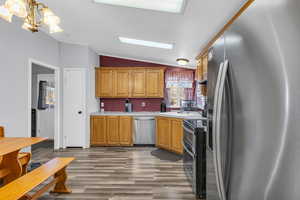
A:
<box><xmin>40</xmin><ymin>0</ymin><xmax>247</xmax><ymax>68</ymax></box>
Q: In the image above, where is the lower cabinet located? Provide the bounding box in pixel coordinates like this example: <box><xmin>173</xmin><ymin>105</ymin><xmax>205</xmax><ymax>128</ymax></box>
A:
<box><xmin>106</xmin><ymin>116</ymin><xmax>120</xmax><ymax>145</ymax></box>
<box><xmin>90</xmin><ymin>116</ymin><xmax>107</xmax><ymax>146</ymax></box>
<box><xmin>91</xmin><ymin>116</ymin><xmax>133</xmax><ymax>146</ymax></box>
<box><xmin>156</xmin><ymin>117</ymin><xmax>183</xmax><ymax>154</ymax></box>
<box><xmin>156</xmin><ymin>117</ymin><xmax>171</xmax><ymax>149</ymax></box>
<box><xmin>170</xmin><ymin>119</ymin><xmax>183</xmax><ymax>154</ymax></box>
<box><xmin>119</xmin><ymin>116</ymin><xmax>133</xmax><ymax>146</ymax></box>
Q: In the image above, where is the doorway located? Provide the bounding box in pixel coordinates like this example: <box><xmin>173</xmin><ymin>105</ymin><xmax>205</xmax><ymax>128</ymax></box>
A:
<box><xmin>28</xmin><ymin>59</ymin><xmax>60</xmax><ymax>151</ymax></box>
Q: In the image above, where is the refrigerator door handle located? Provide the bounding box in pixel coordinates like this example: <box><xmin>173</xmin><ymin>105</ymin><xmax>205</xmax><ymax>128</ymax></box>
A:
<box><xmin>215</xmin><ymin>60</ymin><xmax>230</xmax><ymax>200</ymax></box>
<box><xmin>212</xmin><ymin>62</ymin><xmax>225</xmax><ymax>200</ymax></box>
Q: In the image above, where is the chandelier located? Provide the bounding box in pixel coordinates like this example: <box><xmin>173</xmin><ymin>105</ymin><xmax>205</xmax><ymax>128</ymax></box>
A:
<box><xmin>0</xmin><ymin>0</ymin><xmax>62</xmax><ymax>33</ymax></box>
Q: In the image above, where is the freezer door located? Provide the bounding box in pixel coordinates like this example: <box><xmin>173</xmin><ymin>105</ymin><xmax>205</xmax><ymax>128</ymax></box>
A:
<box><xmin>207</xmin><ymin>36</ymin><xmax>226</xmax><ymax>200</ymax></box>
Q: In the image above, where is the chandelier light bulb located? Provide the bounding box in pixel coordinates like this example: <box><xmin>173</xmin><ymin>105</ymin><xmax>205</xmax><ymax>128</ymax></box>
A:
<box><xmin>49</xmin><ymin>24</ymin><xmax>63</xmax><ymax>34</ymax></box>
<box><xmin>0</xmin><ymin>5</ymin><xmax>13</xmax><ymax>22</ymax></box>
<box><xmin>5</xmin><ymin>0</ymin><xmax>27</xmax><ymax>18</ymax></box>
<box><xmin>42</xmin><ymin>7</ymin><xmax>54</xmax><ymax>17</ymax></box>
<box><xmin>44</xmin><ymin>15</ymin><xmax>60</xmax><ymax>26</ymax></box>
<box><xmin>22</xmin><ymin>19</ymin><xmax>32</xmax><ymax>30</ymax></box>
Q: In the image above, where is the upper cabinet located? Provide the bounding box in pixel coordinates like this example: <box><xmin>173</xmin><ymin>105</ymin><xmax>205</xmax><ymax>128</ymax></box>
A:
<box><xmin>96</xmin><ymin>69</ymin><xmax>114</xmax><ymax>97</ymax></box>
<box><xmin>195</xmin><ymin>54</ymin><xmax>208</xmax><ymax>81</ymax></box>
<box><xmin>131</xmin><ymin>69</ymin><xmax>146</xmax><ymax>97</ymax></box>
<box><xmin>95</xmin><ymin>67</ymin><xmax>165</xmax><ymax>98</ymax></box>
<box><xmin>146</xmin><ymin>69</ymin><xmax>164</xmax><ymax>98</ymax></box>
<box><xmin>115</xmin><ymin>70</ymin><xmax>131</xmax><ymax>97</ymax></box>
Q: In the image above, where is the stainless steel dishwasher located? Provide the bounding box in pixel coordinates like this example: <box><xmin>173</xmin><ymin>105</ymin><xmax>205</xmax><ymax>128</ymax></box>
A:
<box><xmin>134</xmin><ymin>117</ymin><xmax>155</xmax><ymax>145</ymax></box>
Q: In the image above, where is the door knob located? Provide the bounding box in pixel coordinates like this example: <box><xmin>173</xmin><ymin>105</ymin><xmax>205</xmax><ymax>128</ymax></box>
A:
<box><xmin>78</xmin><ymin>111</ymin><xmax>82</xmax><ymax>114</ymax></box>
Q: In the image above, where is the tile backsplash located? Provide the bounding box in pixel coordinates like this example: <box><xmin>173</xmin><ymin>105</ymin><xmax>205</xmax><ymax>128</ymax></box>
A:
<box><xmin>100</xmin><ymin>98</ymin><xmax>163</xmax><ymax>112</ymax></box>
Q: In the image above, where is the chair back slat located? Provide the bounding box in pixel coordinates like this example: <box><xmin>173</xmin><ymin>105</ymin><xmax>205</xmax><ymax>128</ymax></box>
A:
<box><xmin>0</xmin><ymin>126</ymin><xmax>4</xmax><ymax>137</ymax></box>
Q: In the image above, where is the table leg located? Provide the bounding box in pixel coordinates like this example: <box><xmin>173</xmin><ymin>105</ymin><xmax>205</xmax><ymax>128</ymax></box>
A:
<box><xmin>51</xmin><ymin>167</ymin><xmax>71</xmax><ymax>193</ymax></box>
<box><xmin>20</xmin><ymin>152</ymin><xmax>32</xmax><ymax>175</ymax></box>
<box><xmin>0</xmin><ymin>150</ymin><xmax>22</xmax><ymax>185</ymax></box>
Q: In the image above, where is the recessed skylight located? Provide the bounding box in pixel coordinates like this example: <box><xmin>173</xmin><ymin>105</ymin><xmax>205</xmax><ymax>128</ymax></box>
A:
<box><xmin>119</xmin><ymin>37</ymin><xmax>173</xmax><ymax>49</ymax></box>
<box><xmin>94</xmin><ymin>0</ymin><xmax>186</xmax><ymax>13</ymax></box>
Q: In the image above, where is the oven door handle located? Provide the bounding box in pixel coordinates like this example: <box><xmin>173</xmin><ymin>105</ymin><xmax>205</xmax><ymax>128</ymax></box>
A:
<box><xmin>182</xmin><ymin>142</ymin><xmax>195</xmax><ymax>158</ymax></box>
<box><xmin>183</xmin><ymin>126</ymin><xmax>195</xmax><ymax>135</ymax></box>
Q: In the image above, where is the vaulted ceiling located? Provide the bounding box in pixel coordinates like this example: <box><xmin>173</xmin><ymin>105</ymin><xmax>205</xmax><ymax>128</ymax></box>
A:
<box><xmin>40</xmin><ymin>0</ymin><xmax>247</xmax><ymax>68</ymax></box>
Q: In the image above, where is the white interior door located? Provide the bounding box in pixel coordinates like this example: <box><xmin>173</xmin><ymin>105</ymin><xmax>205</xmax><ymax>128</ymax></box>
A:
<box><xmin>63</xmin><ymin>68</ymin><xmax>86</xmax><ymax>147</ymax></box>
<box><xmin>36</xmin><ymin>74</ymin><xmax>55</xmax><ymax>140</ymax></box>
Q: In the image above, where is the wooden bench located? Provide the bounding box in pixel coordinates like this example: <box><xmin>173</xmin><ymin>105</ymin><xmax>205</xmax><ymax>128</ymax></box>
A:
<box><xmin>0</xmin><ymin>126</ymin><xmax>31</xmax><ymax>180</ymax></box>
<box><xmin>0</xmin><ymin>157</ymin><xmax>74</xmax><ymax>200</ymax></box>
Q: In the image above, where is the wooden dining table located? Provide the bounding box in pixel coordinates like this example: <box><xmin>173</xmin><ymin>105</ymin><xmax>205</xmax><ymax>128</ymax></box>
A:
<box><xmin>0</xmin><ymin>137</ymin><xmax>47</xmax><ymax>184</ymax></box>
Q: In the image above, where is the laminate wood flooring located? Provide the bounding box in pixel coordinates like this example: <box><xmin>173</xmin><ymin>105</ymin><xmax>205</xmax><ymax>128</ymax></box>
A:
<box><xmin>31</xmin><ymin>147</ymin><xmax>199</xmax><ymax>200</ymax></box>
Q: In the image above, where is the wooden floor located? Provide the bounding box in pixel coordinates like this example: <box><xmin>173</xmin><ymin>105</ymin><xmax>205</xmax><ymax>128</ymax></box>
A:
<box><xmin>32</xmin><ymin>146</ymin><xmax>198</xmax><ymax>200</ymax></box>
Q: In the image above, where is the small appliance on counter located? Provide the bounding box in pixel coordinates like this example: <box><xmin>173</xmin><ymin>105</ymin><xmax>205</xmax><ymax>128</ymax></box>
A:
<box><xmin>125</xmin><ymin>99</ymin><xmax>133</xmax><ymax>112</ymax></box>
<box><xmin>160</xmin><ymin>101</ymin><xmax>167</xmax><ymax>112</ymax></box>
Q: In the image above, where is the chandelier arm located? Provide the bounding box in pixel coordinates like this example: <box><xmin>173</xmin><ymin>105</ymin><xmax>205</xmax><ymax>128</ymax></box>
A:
<box><xmin>36</xmin><ymin>2</ymin><xmax>47</xmax><ymax>9</ymax></box>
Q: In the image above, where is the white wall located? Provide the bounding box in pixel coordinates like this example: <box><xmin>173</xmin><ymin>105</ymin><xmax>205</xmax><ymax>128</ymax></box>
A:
<box><xmin>87</xmin><ymin>48</ymin><xmax>100</xmax><ymax>147</ymax></box>
<box><xmin>0</xmin><ymin>20</ymin><xmax>60</xmax><ymax>138</ymax></box>
<box><xmin>0</xmin><ymin>20</ymin><xmax>99</xmax><ymax>148</ymax></box>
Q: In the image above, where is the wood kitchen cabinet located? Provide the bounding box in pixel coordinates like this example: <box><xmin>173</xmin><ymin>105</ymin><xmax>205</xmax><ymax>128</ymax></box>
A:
<box><xmin>131</xmin><ymin>69</ymin><xmax>146</xmax><ymax>97</ymax></box>
<box><xmin>170</xmin><ymin>118</ymin><xmax>183</xmax><ymax>154</ymax></box>
<box><xmin>156</xmin><ymin>117</ymin><xmax>183</xmax><ymax>154</ymax></box>
<box><xmin>90</xmin><ymin>116</ymin><xmax>107</xmax><ymax>146</ymax></box>
<box><xmin>119</xmin><ymin>116</ymin><xmax>133</xmax><ymax>146</ymax></box>
<box><xmin>96</xmin><ymin>69</ymin><xmax>114</xmax><ymax>97</ymax></box>
<box><xmin>106</xmin><ymin>116</ymin><xmax>120</xmax><ymax>145</ymax></box>
<box><xmin>146</xmin><ymin>69</ymin><xmax>164</xmax><ymax>98</ymax></box>
<box><xmin>115</xmin><ymin>70</ymin><xmax>131</xmax><ymax>97</ymax></box>
<box><xmin>156</xmin><ymin>117</ymin><xmax>171</xmax><ymax>149</ymax></box>
<box><xmin>90</xmin><ymin>116</ymin><xmax>133</xmax><ymax>146</ymax></box>
<box><xmin>195</xmin><ymin>54</ymin><xmax>208</xmax><ymax>81</ymax></box>
<box><xmin>95</xmin><ymin>67</ymin><xmax>165</xmax><ymax>98</ymax></box>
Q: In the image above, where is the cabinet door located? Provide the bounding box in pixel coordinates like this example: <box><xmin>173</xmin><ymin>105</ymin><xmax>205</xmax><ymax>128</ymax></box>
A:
<box><xmin>91</xmin><ymin>116</ymin><xmax>107</xmax><ymax>146</ymax></box>
<box><xmin>96</xmin><ymin>69</ymin><xmax>114</xmax><ymax>97</ymax></box>
<box><xmin>146</xmin><ymin>69</ymin><xmax>164</xmax><ymax>97</ymax></box>
<box><xmin>131</xmin><ymin>70</ymin><xmax>146</xmax><ymax>97</ymax></box>
<box><xmin>170</xmin><ymin>119</ymin><xmax>183</xmax><ymax>154</ymax></box>
<box><xmin>119</xmin><ymin>116</ymin><xmax>133</xmax><ymax>146</ymax></box>
<box><xmin>106</xmin><ymin>116</ymin><xmax>120</xmax><ymax>145</ymax></box>
<box><xmin>156</xmin><ymin>117</ymin><xmax>171</xmax><ymax>149</ymax></box>
<box><xmin>115</xmin><ymin>70</ymin><xmax>131</xmax><ymax>97</ymax></box>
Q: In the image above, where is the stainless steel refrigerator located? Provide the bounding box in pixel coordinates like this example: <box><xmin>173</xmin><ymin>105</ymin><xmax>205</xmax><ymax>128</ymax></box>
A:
<box><xmin>206</xmin><ymin>0</ymin><xmax>300</xmax><ymax>199</ymax></box>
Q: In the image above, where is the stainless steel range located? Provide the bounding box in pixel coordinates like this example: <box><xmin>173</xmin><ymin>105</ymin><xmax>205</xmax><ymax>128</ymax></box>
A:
<box><xmin>183</xmin><ymin>119</ymin><xmax>206</xmax><ymax>199</ymax></box>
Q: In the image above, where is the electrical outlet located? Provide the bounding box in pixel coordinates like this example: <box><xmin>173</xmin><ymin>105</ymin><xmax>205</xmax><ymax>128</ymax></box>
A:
<box><xmin>101</xmin><ymin>102</ymin><xmax>104</xmax><ymax>107</ymax></box>
<box><xmin>141</xmin><ymin>102</ymin><xmax>146</xmax><ymax>107</ymax></box>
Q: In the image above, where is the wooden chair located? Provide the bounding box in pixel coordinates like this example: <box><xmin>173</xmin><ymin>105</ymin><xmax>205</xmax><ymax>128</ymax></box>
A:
<box><xmin>0</xmin><ymin>126</ymin><xmax>4</xmax><ymax>137</ymax></box>
<box><xmin>0</xmin><ymin>126</ymin><xmax>32</xmax><ymax>179</ymax></box>
<box><xmin>0</xmin><ymin>157</ymin><xmax>74</xmax><ymax>200</ymax></box>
